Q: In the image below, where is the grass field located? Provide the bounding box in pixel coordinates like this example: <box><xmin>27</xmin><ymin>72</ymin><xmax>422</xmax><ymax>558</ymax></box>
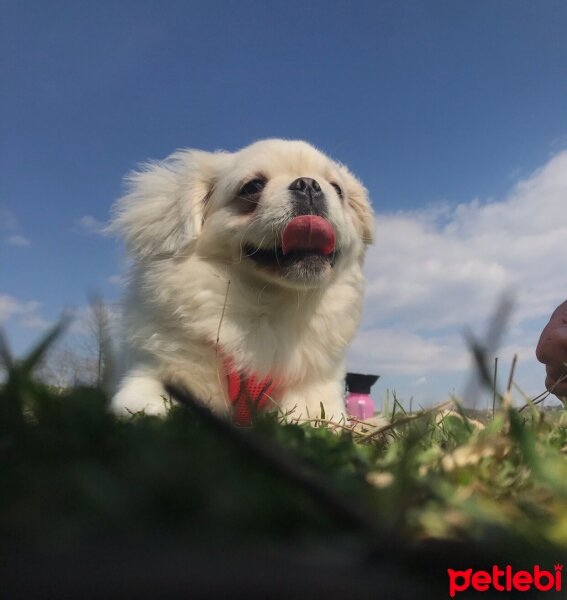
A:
<box><xmin>1</xmin><ymin>323</ymin><xmax>566</xmax><ymax>598</ymax></box>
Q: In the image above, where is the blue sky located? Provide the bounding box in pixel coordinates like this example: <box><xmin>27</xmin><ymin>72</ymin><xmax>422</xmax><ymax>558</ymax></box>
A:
<box><xmin>1</xmin><ymin>1</ymin><xmax>566</xmax><ymax>406</ymax></box>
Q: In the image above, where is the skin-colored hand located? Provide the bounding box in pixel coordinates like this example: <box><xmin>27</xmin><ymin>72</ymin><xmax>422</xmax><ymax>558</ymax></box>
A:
<box><xmin>536</xmin><ymin>301</ymin><xmax>567</xmax><ymax>398</ymax></box>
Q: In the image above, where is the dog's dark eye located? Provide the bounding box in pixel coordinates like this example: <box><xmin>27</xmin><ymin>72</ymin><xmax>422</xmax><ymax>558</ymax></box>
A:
<box><xmin>235</xmin><ymin>177</ymin><xmax>268</xmax><ymax>214</ymax></box>
<box><xmin>331</xmin><ymin>182</ymin><xmax>343</xmax><ymax>199</ymax></box>
<box><xmin>239</xmin><ymin>177</ymin><xmax>267</xmax><ymax>196</ymax></box>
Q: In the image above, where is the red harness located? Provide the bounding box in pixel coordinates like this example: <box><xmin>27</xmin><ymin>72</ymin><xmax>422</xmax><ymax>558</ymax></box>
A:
<box><xmin>224</xmin><ymin>360</ymin><xmax>274</xmax><ymax>426</ymax></box>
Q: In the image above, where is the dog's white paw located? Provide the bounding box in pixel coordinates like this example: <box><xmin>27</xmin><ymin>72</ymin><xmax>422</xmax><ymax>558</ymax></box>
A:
<box><xmin>111</xmin><ymin>373</ymin><xmax>169</xmax><ymax>416</ymax></box>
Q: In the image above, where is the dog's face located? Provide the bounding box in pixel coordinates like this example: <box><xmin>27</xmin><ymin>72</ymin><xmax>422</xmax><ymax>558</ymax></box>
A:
<box><xmin>113</xmin><ymin>140</ymin><xmax>374</xmax><ymax>289</ymax></box>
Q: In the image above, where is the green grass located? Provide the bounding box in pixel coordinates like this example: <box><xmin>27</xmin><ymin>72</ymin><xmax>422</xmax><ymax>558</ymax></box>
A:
<box><xmin>2</xmin><ymin>323</ymin><xmax>567</xmax><ymax>595</ymax></box>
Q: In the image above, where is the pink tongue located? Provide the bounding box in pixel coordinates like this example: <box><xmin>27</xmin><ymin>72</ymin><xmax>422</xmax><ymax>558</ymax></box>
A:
<box><xmin>281</xmin><ymin>215</ymin><xmax>336</xmax><ymax>256</ymax></box>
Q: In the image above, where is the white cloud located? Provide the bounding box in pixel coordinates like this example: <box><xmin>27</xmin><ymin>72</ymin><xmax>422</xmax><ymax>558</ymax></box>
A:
<box><xmin>0</xmin><ymin>294</ymin><xmax>51</xmax><ymax>330</ymax></box>
<box><xmin>75</xmin><ymin>215</ymin><xmax>107</xmax><ymax>235</ymax></box>
<box><xmin>349</xmin><ymin>150</ymin><xmax>567</xmax><ymax>404</ymax></box>
<box><xmin>0</xmin><ymin>207</ymin><xmax>31</xmax><ymax>248</ymax></box>
<box><xmin>350</xmin><ymin>328</ymin><xmax>468</xmax><ymax>376</ymax></box>
<box><xmin>6</xmin><ymin>234</ymin><xmax>31</xmax><ymax>247</ymax></box>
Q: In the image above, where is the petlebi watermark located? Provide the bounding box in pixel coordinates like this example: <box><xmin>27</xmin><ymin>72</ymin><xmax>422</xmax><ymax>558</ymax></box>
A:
<box><xmin>447</xmin><ymin>563</ymin><xmax>563</xmax><ymax>596</ymax></box>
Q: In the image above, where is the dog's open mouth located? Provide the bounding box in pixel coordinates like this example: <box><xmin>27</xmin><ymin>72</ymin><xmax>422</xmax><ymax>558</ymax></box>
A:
<box><xmin>244</xmin><ymin>245</ymin><xmax>336</xmax><ymax>269</ymax></box>
<box><xmin>244</xmin><ymin>216</ymin><xmax>337</xmax><ymax>272</ymax></box>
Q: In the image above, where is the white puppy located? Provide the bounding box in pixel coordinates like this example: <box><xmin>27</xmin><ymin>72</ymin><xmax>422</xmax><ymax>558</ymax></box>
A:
<box><xmin>110</xmin><ymin>139</ymin><xmax>374</xmax><ymax>423</ymax></box>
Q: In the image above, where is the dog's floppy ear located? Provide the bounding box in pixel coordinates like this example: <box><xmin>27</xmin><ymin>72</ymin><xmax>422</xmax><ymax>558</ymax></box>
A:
<box><xmin>341</xmin><ymin>168</ymin><xmax>375</xmax><ymax>245</ymax></box>
<box><xmin>110</xmin><ymin>150</ymin><xmax>227</xmax><ymax>258</ymax></box>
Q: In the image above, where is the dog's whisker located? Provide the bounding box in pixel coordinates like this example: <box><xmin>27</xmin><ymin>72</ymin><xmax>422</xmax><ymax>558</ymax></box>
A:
<box><xmin>244</xmin><ymin>235</ymin><xmax>267</xmax><ymax>257</ymax></box>
<box><xmin>257</xmin><ymin>282</ymin><xmax>270</xmax><ymax>305</ymax></box>
<box><xmin>238</xmin><ymin>217</ymin><xmax>265</xmax><ymax>262</ymax></box>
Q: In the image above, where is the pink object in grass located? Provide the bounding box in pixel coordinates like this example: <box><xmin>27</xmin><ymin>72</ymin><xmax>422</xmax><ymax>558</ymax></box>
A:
<box><xmin>345</xmin><ymin>373</ymin><xmax>379</xmax><ymax>420</ymax></box>
<box><xmin>346</xmin><ymin>393</ymin><xmax>375</xmax><ymax>420</ymax></box>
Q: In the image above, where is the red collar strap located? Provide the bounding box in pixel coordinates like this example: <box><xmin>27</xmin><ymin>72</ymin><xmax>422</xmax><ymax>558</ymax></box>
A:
<box><xmin>224</xmin><ymin>358</ymin><xmax>274</xmax><ymax>426</ymax></box>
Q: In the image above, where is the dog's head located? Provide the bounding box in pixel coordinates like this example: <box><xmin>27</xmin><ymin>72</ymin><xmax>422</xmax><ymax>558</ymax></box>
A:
<box><xmin>112</xmin><ymin>139</ymin><xmax>374</xmax><ymax>288</ymax></box>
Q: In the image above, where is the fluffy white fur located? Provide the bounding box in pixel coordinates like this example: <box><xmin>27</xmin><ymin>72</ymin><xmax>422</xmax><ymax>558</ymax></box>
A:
<box><xmin>110</xmin><ymin>139</ymin><xmax>374</xmax><ymax>421</ymax></box>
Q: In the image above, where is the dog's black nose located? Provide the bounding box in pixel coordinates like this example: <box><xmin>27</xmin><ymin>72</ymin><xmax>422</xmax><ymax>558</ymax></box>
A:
<box><xmin>289</xmin><ymin>177</ymin><xmax>321</xmax><ymax>195</ymax></box>
<box><xmin>288</xmin><ymin>177</ymin><xmax>327</xmax><ymax>216</ymax></box>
